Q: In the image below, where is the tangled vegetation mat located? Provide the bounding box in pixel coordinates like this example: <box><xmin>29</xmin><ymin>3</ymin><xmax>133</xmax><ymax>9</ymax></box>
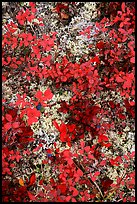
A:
<box><xmin>2</xmin><ymin>2</ymin><xmax>135</xmax><ymax>202</ymax></box>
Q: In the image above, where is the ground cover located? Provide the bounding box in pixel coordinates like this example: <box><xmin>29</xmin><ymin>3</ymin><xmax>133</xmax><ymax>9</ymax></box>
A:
<box><xmin>2</xmin><ymin>2</ymin><xmax>135</xmax><ymax>202</ymax></box>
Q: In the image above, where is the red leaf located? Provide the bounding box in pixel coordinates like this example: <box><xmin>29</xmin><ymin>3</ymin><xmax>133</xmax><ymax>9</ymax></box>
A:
<box><xmin>18</xmin><ymin>126</ymin><xmax>33</xmax><ymax>137</ymax></box>
<box><xmin>88</xmin><ymin>154</ymin><xmax>94</xmax><ymax>159</ymax></box>
<box><xmin>93</xmin><ymin>56</ymin><xmax>100</xmax><ymax>63</ymax></box>
<box><xmin>60</xmin><ymin>132</ymin><xmax>68</xmax><ymax>142</ymax></box>
<box><xmin>53</xmin><ymin>3</ymin><xmax>68</xmax><ymax>13</ymax></box>
<box><xmin>42</xmin><ymin>159</ymin><xmax>48</xmax><ymax>164</ymax></box>
<box><xmin>53</xmin><ymin>120</ymin><xmax>60</xmax><ymax>131</ymax></box>
<box><xmin>94</xmin><ymin>171</ymin><xmax>100</xmax><ymax>177</ymax></box>
<box><xmin>28</xmin><ymin>173</ymin><xmax>36</xmax><ymax>187</ymax></box>
<box><xmin>98</xmin><ymin>134</ymin><xmax>109</xmax><ymax>143</ymax></box>
<box><xmin>29</xmin><ymin>2</ymin><xmax>35</xmax><ymax>7</ymax></box>
<box><xmin>60</xmin><ymin>123</ymin><xmax>67</xmax><ymax>142</ymax></box>
<box><xmin>123</xmin><ymin>80</ymin><xmax>132</xmax><ymax>89</ymax></box>
<box><xmin>58</xmin><ymin>184</ymin><xmax>67</xmax><ymax>194</ymax></box>
<box><xmin>129</xmin><ymin>177</ymin><xmax>135</xmax><ymax>185</ymax></box>
<box><xmin>102</xmin><ymin>142</ymin><xmax>112</xmax><ymax>148</ymax></box>
<box><xmin>27</xmin><ymin>33</ymin><xmax>33</xmax><ymax>41</ymax></box>
<box><xmin>67</xmin><ymin>158</ymin><xmax>73</xmax><ymax>165</ymax></box>
<box><xmin>84</xmin><ymin>146</ymin><xmax>90</xmax><ymax>152</ymax></box>
<box><xmin>101</xmin><ymin>177</ymin><xmax>113</xmax><ymax>192</ymax></box>
<box><xmin>109</xmin><ymin>159</ymin><xmax>119</xmax><ymax>166</ymax></box>
<box><xmin>44</xmin><ymin>88</ymin><xmax>53</xmax><ymax>100</ymax></box>
<box><xmin>7</xmin><ymin>56</ymin><xmax>11</xmax><ymax>64</ymax></box>
<box><xmin>121</xmin><ymin>2</ymin><xmax>125</xmax><ymax>12</ymax></box>
<box><xmin>15</xmin><ymin>154</ymin><xmax>22</xmax><ymax>162</ymax></box>
<box><xmin>91</xmin><ymin>176</ymin><xmax>97</xmax><ymax>182</ymax></box>
<box><xmin>77</xmin><ymin>169</ymin><xmax>83</xmax><ymax>177</ymax></box>
<box><xmin>109</xmin><ymin>101</ymin><xmax>115</xmax><ymax>109</ymax></box>
<box><xmin>4</xmin><ymin>122</ymin><xmax>12</xmax><ymax>131</ymax></box>
<box><xmin>115</xmin><ymin>76</ymin><xmax>124</xmax><ymax>83</ymax></box>
<box><xmin>91</xmin><ymin>105</ymin><xmax>100</xmax><ymax>115</ymax></box>
<box><xmin>66</xmin><ymin>196</ymin><xmax>71</xmax><ymax>202</ymax></box>
<box><xmin>2</xmin><ymin>75</ymin><xmax>7</xmax><ymax>81</ymax></box>
<box><xmin>129</xmin><ymin>101</ymin><xmax>135</xmax><ymax>106</ymax></box>
<box><xmin>61</xmin><ymin>76</ymin><xmax>67</xmax><ymax>82</ymax></box>
<box><xmin>73</xmin><ymin>188</ymin><xmax>79</xmax><ymax>197</ymax></box>
<box><xmin>30</xmin><ymin>66</ymin><xmax>38</xmax><ymax>72</ymax></box>
<box><xmin>12</xmin><ymin>122</ymin><xmax>20</xmax><ymax>129</ymax></box>
<box><xmin>9</xmin><ymin>150</ymin><xmax>14</xmax><ymax>154</ymax></box>
<box><xmin>99</xmin><ymin>160</ymin><xmax>106</xmax><ymax>166</ymax></box>
<box><xmin>27</xmin><ymin>191</ymin><xmax>36</xmax><ymax>201</ymax></box>
<box><xmin>80</xmin><ymin>141</ymin><xmax>85</xmax><ymax>148</ymax></box>
<box><xmin>118</xmin><ymin>113</ymin><xmax>126</xmax><ymax>120</ymax></box>
<box><xmin>16</xmin><ymin>60</ymin><xmax>22</xmax><ymax>65</ymax></box>
<box><xmin>130</xmin><ymin>57</ymin><xmax>135</xmax><ymax>63</ymax></box>
<box><xmin>119</xmin><ymin>22</ymin><xmax>123</xmax><ymax>28</ymax></box>
<box><xmin>26</xmin><ymin>138</ymin><xmax>35</xmax><ymax>142</ymax></box>
<box><xmin>68</xmin><ymin>124</ymin><xmax>76</xmax><ymax>132</ymax></box>
<box><xmin>78</xmin><ymin>149</ymin><xmax>84</xmax><ymax>154</ymax></box>
<box><xmin>5</xmin><ymin>114</ymin><xmax>12</xmax><ymax>122</ymax></box>
<box><xmin>35</xmin><ymin>90</ymin><xmax>43</xmax><ymax>99</ymax></box>
<box><xmin>39</xmin><ymin>179</ymin><xmax>43</xmax><ymax>185</ymax></box>
<box><xmin>72</xmin><ymin>198</ymin><xmax>77</xmax><ymax>202</ymax></box>
<box><xmin>96</xmin><ymin>41</ymin><xmax>104</xmax><ymax>49</ymax></box>
<box><xmin>63</xmin><ymin>149</ymin><xmax>70</xmax><ymax>158</ymax></box>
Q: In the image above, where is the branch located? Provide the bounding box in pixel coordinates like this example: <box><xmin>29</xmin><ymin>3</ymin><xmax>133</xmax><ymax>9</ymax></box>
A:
<box><xmin>73</xmin><ymin>158</ymin><xmax>104</xmax><ymax>199</ymax></box>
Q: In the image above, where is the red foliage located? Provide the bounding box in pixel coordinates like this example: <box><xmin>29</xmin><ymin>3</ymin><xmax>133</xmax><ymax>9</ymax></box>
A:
<box><xmin>26</xmin><ymin>107</ymin><xmax>41</xmax><ymax>125</ymax></box>
<box><xmin>100</xmin><ymin>177</ymin><xmax>113</xmax><ymax>192</ymax></box>
<box><xmin>2</xmin><ymin>1</ymin><xmax>135</xmax><ymax>202</ymax></box>
<box><xmin>27</xmin><ymin>173</ymin><xmax>36</xmax><ymax>187</ymax></box>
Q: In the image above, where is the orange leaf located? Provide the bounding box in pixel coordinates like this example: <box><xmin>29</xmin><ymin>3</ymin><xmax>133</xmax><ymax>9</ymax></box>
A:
<box><xmin>19</xmin><ymin>178</ymin><xmax>25</xmax><ymax>186</ymax></box>
<box><xmin>51</xmin><ymin>7</ymin><xmax>57</xmax><ymax>13</ymax></box>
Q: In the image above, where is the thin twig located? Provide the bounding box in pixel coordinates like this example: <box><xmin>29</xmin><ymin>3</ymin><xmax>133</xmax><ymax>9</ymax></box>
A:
<box><xmin>89</xmin><ymin>177</ymin><xmax>104</xmax><ymax>199</ymax></box>
<box><xmin>116</xmin><ymin>198</ymin><xmax>123</xmax><ymax>202</ymax></box>
<box><xmin>73</xmin><ymin>158</ymin><xmax>104</xmax><ymax>199</ymax></box>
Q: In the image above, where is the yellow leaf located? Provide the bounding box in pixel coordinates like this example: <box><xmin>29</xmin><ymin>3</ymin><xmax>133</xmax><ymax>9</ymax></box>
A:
<box><xmin>60</xmin><ymin>12</ymin><xmax>69</xmax><ymax>20</ymax></box>
<box><xmin>19</xmin><ymin>178</ymin><xmax>25</xmax><ymax>186</ymax></box>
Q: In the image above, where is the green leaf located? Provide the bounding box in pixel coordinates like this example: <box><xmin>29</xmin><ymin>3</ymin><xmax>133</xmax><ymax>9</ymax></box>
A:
<box><xmin>40</xmin><ymin>107</ymin><xmax>45</xmax><ymax>113</ymax></box>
